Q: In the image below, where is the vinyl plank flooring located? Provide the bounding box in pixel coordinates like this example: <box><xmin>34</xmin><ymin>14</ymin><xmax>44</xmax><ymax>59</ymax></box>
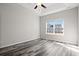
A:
<box><xmin>0</xmin><ymin>39</ymin><xmax>79</xmax><ymax>56</ymax></box>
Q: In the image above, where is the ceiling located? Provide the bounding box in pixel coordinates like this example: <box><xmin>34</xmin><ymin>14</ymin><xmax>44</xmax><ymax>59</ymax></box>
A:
<box><xmin>19</xmin><ymin>3</ymin><xmax>79</xmax><ymax>16</ymax></box>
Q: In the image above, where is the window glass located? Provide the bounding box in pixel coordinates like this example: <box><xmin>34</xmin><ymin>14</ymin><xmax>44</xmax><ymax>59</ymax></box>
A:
<box><xmin>46</xmin><ymin>19</ymin><xmax>64</xmax><ymax>35</ymax></box>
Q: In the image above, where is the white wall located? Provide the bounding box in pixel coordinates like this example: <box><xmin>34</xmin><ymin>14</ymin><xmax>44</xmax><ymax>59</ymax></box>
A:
<box><xmin>78</xmin><ymin>7</ymin><xmax>79</xmax><ymax>46</ymax></box>
<box><xmin>0</xmin><ymin>4</ymin><xmax>40</xmax><ymax>48</ymax></box>
<box><xmin>40</xmin><ymin>7</ymin><xmax>78</xmax><ymax>45</ymax></box>
<box><xmin>0</xmin><ymin>14</ymin><xmax>1</xmax><ymax>47</ymax></box>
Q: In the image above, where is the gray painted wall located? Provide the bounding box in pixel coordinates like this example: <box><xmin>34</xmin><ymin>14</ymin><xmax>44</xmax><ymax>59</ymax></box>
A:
<box><xmin>0</xmin><ymin>4</ymin><xmax>40</xmax><ymax>48</ymax></box>
<box><xmin>40</xmin><ymin>7</ymin><xmax>78</xmax><ymax>45</ymax></box>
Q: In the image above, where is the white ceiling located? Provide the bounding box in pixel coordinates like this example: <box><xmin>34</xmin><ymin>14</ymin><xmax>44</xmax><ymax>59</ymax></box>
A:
<box><xmin>18</xmin><ymin>3</ymin><xmax>79</xmax><ymax>16</ymax></box>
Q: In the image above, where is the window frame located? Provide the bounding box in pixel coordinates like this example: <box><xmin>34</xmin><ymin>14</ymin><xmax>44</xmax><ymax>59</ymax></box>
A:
<box><xmin>46</xmin><ymin>19</ymin><xmax>64</xmax><ymax>35</ymax></box>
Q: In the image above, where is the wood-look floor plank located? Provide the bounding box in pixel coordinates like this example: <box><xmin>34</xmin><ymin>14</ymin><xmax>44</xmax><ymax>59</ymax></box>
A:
<box><xmin>0</xmin><ymin>39</ymin><xmax>79</xmax><ymax>56</ymax></box>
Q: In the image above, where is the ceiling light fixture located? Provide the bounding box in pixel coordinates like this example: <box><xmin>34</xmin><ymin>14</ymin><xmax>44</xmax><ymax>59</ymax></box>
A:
<box><xmin>34</xmin><ymin>0</ymin><xmax>47</xmax><ymax>9</ymax></box>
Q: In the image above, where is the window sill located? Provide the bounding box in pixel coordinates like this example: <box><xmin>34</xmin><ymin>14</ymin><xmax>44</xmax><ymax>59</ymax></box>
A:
<box><xmin>46</xmin><ymin>33</ymin><xmax>64</xmax><ymax>36</ymax></box>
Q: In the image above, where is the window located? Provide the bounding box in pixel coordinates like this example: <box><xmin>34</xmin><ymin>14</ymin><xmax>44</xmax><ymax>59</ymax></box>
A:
<box><xmin>46</xmin><ymin>19</ymin><xmax>64</xmax><ymax>35</ymax></box>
